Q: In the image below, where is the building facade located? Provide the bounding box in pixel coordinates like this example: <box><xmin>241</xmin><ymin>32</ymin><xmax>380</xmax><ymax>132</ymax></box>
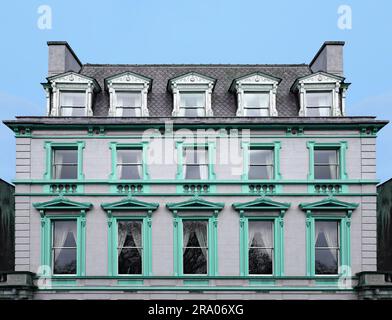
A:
<box><xmin>2</xmin><ymin>41</ymin><xmax>389</xmax><ymax>299</ymax></box>
<box><xmin>0</xmin><ymin>179</ymin><xmax>15</xmax><ymax>272</ymax></box>
<box><xmin>377</xmin><ymin>178</ymin><xmax>392</xmax><ymax>272</ymax></box>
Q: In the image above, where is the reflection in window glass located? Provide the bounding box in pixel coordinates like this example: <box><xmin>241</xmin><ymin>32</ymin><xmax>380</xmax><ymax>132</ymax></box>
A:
<box><xmin>60</xmin><ymin>92</ymin><xmax>86</xmax><ymax>116</ymax></box>
<box><xmin>315</xmin><ymin>220</ymin><xmax>340</xmax><ymax>275</ymax></box>
<box><xmin>115</xmin><ymin>92</ymin><xmax>142</xmax><ymax>116</ymax></box>
<box><xmin>183</xmin><ymin>147</ymin><xmax>208</xmax><ymax>180</ymax></box>
<box><xmin>306</xmin><ymin>91</ymin><xmax>332</xmax><ymax>116</ymax></box>
<box><xmin>117</xmin><ymin>149</ymin><xmax>143</xmax><ymax>179</ymax></box>
<box><xmin>183</xmin><ymin>220</ymin><xmax>208</xmax><ymax>274</ymax></box>
<box><xmin>179</xmin><ymin>93</ymin><xmax>205</xmax><ymax>117</ymax></box>
<box><xmin>52</xmin><ymin>149</ymin><xmax>78</xmax><ymax>179</ymax></box>
<box><xmin>52</xmin><ymin>220</ymin><xmax>77</xmax><ymax>274</ymax></box>
<box><xmin>314</xmin><ymin>149</ymin><xmax>339</xmax><ymax>179</ymax></box>
<box><xmin>248</xmin><ymin>221</ymin><xmax>274</xmax><ymax>274</ymax></box>
<box><xmin>248</xmin><ymin>149</ymin><xmax>273</xmax><ymax>179</ymax></box>
<box><xmin>117</xmin><ymin>221</ymin><xmax>143</xmax><ymax>274</ymax></box>
<box><xmin>243</xmin><ymin>92</ymin><xmax>270</xmax><ymax>116</ymax></box>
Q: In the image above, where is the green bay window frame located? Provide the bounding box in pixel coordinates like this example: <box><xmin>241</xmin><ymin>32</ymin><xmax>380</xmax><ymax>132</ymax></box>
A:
<box><xmin>33</xmin><ymin>197</ymin><xmax>92</xmax><ymax>277</ymax></box>
<box><xmin>109</xmin><ymin>142</ymin><xmax>150</xmax><ymax>181</ymax></box>
<box><xmin>101</xmin><ymin>197</ymin><xmax>159</xmax><ymax>276</ymax></box>
<box><xmin>307</xmin><ymin>141</ymin><xmax>348</xmax><ymax>181</ymax></box>
<box><xmin>167</xmin><ymin>197</ymin><xmax>224</xmax><ymax>276</ymax></box>
<box><xmin>175</xmin><ymin>142</ymin><xmax>216</xmax><ymax>180</ymax></box>
<box><xmin>44</xmin><ymin>141</ymin><xmax>85</xmax><ymax>180</ymax></box>
<box><xmin>300</xmin><ymin>197</ymin><xmax>358</xmax><ymax>277</ymax></box>
<box><xmin>233</xmin><ymin>197</ymin><xmax>290</xmax><ymax>277</ymax></box>
<box><xmin>241</xmin><ymin>142</ymin><xmax>281</xmax><ymax>181</ymax></box>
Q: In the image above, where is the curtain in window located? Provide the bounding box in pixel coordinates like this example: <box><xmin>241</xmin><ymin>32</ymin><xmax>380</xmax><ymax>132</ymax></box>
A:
<box><xmin>184</xmin><ymin>148</ymin><xmax>208</xmax><ymax>179</ymax></box>
<box><xmin>315</xmin><ymin>221</ymin><xmax>338</xmax><ymax>249</ymax></box>
<box><xmin>117</xmin><ymin>222</ymin><xmax>128</xmax><ymax>257</ymax></box>
<box><xmin>54</xmin><ymin>150</ymin><xmax>64</xmax><ymax>179</ymax></box>
<box><xmin>53</xmin><ymin>221</ymin><xmax>77</xmax><ymax>261</ymax></box>
<box><xmin>248</xmin><ymin>221</ymin><xmax>273</xmax><ymax>259</ymax></box>
<box><xmin>194</xmin><ymin>223</ymin><xmax>208</xmax><ymax>259</ymax></box>
<box><xmin>183</xmin><ymin>223</ymin><xmax>192</xmax><ymax>250</ymax></box>
<box><xmin>130</xmin><ymin>222</ymin><xmax>142</xmax><ymax>256</ymax></box>
<box><xmin>117</xmin><ymin>150</ymin><xmax>142</xmax><ymax>179</ymax></box>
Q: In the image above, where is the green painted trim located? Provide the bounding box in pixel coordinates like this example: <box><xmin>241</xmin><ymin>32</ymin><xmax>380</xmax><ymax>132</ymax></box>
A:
<box><xmin>108</xmin><ymin>216</ymin><xmax>152</xmax><ymax>277</ymax></box>
<box><xmin>40</xmin><ymin>214</ymin><xmax>87</xmax><ymax>277</ymax></box>
<box><xmin>307</xmin><ymin>141</ymin><xmax>348</xmax><ymax>181</ymax></box>
<box><xmin>175</xmin><ymin>141</ymin><xmax>216</xmax><ymax>181</ymax></box>
<box><xmin>33</xmin><ymin>197</ymin><xmax>92</xmax><ymax>211</ymax></box>
<box><xmin>109</xmin><ymin>141</ymin><xmax>150</xmax><ymax>181</ymax></box>
<box><xmin>166</xmin><ymin>197</ymin><xmax>224</xmax><ymax>211</ymax></box>
<box><xmin>101</xmin><ymin>197</ymin><xmax>159</xmax><ymax>211</ymax></box>
<box><xmin>299</xmin><ymin>197</ymin><xmax>359</xmax><ymax>211</ymax></box>
<box><xmin>44</xmin><ymin>141</ymin><xmax>85</xmax><ymax>181</ymax></box>
<box><xmin>172</xmin><ymin>215</ymin><xmax>218</xmax><ymax>276</ymax></box>
<box><xmin>232</xmin><ymin>197</ymin><xmax>290</xmax><ymax>211</ymax></box>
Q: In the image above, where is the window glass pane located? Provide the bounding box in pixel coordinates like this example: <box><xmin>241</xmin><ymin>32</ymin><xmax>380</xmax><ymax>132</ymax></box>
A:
<box><xmin>248</xmin><ymin>221</ymin><xmax>273</xmax><ymax>274</ymax></box>
<box><xmin>248</xmin><ymin>149</ymin><xmax>273</xmax><ymax>179</ymax></box>
<box><xmin>52</xmin><ymin>220</ymin><xmax>77</xmax><ymax>275</ymax></box>
<box><xmin>116</xmin><ymin>92</ymin><xmax>141</xmax><ymax>108</ymax></box>
<box><xmin>249</xmin><ymin>150</ymin><xmax>273</xmax><ymax>165</ymax></box>
<box><xmin>315</xmin><ymin>221</ymin><xmax>339</xmax><ymax>275</ymax></box>
<box><xmin>53</xmin><ymin>149</ymin><xmax>78</xmax><ymax>179</ymax></box>
<box><xmin>117</xmin><ymin>149</ymin><xmax>142</xmax><ymax>179</ymax></box>
<box><xmin>118</xmin><ymin>221</ymin><xmax>142</xmax><ymax>275</ymax></box>
<box><xmin>244</xmin><ymin>93</ymin><xmax>269</xmax><ymax>108</ymax></box>
<box><xmin>179</xmin><ymin>93</ymin><xmax>205</xmax><ymax>117</ymax></box>
<box><xmin>183</xmin><ymin>221</ymin><xmax>208</xmax><ymax>274</ymax></box>
<box><xmin>183</xmin><ymin>148</ymin><xmax>208</xmax><ymax>180</ymax></box>
<box><xmin>244</xmin><ymin>108</ymin><xmax>269</xmax><ymax>116</ymax></box>
<box><xmin>115</xmin><ymin>107</ymin><xmax>142</xmax><ymax>117</ymax></box>
<box><xmin>60</xmin><ymin>92</ymin><xmax>86</xmax><ymax>116</ymax></box>
<box><xmin>306</xmin><ymin>92</ymin><xmax>332</xmax><ymax>116</ymax></box>
<box><xmin>314</xmin><ymin>150</ymin><xmax>339</xmax><ymax>179</ymax></box>
<box><xmin>307</xmin><ymin>107</ymin><xmax>331</xmax><ymax>117</ymax></box>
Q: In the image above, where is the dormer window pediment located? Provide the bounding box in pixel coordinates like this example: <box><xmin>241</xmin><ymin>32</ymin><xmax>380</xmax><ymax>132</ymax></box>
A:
<box><xmin>291</xmin><ymin>71</ymin><xmax>349</xmax><ymax>117</ymax></box>
<box><xmin>229</xmin><ymin>72</ymin><xmax>282</xmax><ymax>117</ymax></box>
<box><xmin>43</xmin><ymin>72</ymin><xmax>100</xmax><ymax>117</ymax></box>
<box><xmin>168</xmin><ymin>72</ymin><xmax>216</xmax><ymax>117</ymax></box>
<box><xmin>105</xmin><ymin>71</ymin><xmax>152</xmax><ymax>117</ymax></box>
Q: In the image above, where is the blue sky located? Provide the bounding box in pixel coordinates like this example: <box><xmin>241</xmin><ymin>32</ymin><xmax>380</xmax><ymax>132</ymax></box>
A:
<box><xmin>0</xmin><ymin>0</ymin><xmax>391</xmax><ymax>183</ymax></box>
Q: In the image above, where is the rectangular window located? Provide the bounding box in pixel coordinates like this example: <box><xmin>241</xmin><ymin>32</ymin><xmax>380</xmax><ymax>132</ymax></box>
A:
<box><xmin>183</xmin><ymin>147</ymin><xmax>208</xmax><ymax>180</ymax></box>
<box><xmin>314</xmin><ymin>149</ymin><xmax>339</xmax><ymax>179</ymax></box>
<box><xmin>243</xmin><ymin>92</ymin><xmax>270</xmax><ymax>116</ymax></box>
<box><xmin>115</xmin><ymin>92</ymin><xmax>142</xmax><ymax>117</ymax></box>
<box><xmin>315</xmin><ymin>220</ymin><xmax>340</xmax><ymax>275</ymax></box>
<box><xmin>60</xmin><ymin>91</ymin><xmax>86</xmax><ymax>116</ymax></box>
<box><xmin>248</xmin><ymin>149</ymin><xmax>274</xmax><ymax>180</ymax></box>
<box><xmin>117</xmin><ymin>149</ymin><xmax>143</xmax><ymax>179</ymax></box>
<box><xmin>52</xmin><ymin>220</ymin><xmax>77</xmax><ymax>275</ymax></box>
<box><xmin>179</xmin><ymin>92</ymin><xmax>205</xmax><ymax>117</ymax></box>
<box><xmin>306</xmin><ymin>91</ymin><xmax>332</xmax><ymax>116</ymax></box>
<box><xmin>52</xmin><ymin>149</ymin><xmax>78</xmax><ymax>179</ymax></box>
<box><xmin>117</xmin><ymin>220</ymin><xmax>143</xmax><ymax>275</ymax></box>
<box><xmin>183</xmin><ymin>220</ymin><xmax>208</xmax><ymax>274</ymax></box>
<box><xmin>248</xmin><ymin>221</ymin><xmax>274</xmax><ymax>274</ymax></box>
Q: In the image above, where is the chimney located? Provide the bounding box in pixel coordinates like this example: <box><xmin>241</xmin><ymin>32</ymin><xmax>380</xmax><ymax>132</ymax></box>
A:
<box><xmin>309</xmin><ymin>41</ymin><xmax>345</xmax><ymax>77</ymax></box>
<box><xmin>47</xmin><ymin>41</ymin><xmax>82</xmax><ymax>77</ymax></box>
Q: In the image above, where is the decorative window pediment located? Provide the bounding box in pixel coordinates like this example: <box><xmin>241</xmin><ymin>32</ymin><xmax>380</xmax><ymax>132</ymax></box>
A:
<box><xmin>43</xmin><ymin>72</ymin><xmax>100</xmax><ymax>117</ymax></box>
<box><xmin>229</xmin><ymin>72</ymin><xmax>281</xmax><ymax>117</ymax></box>
<box><xmin>299</xmin><ymin>197</ymin><xmax>358</xmax><ymax>212</ymax></box>
<box><xmin>291</xmin><ymin>71</ymin><xmax>349</xmax><ymax>117</ymax></box>
<box><xmin>232</xmin><ymin>197</ymin><xmax>290</xmax><ymax>212</ymax></box>
<box><xmin>33</xmin><ymin>196</ymin><xmax>92</xmax><ymax>213</ymax></box>
<box><xmin>168</xmin><ymin>72</ymin><xmax>216</xmax><ymax>117</ymax></box>
<box><xmin>104</xmin><ymin>71</ymin><xmax>152</xmax><ymax>117</ymax></box>
<box><xmin>166</xmin><ymin>196</ymin><xmax>224</xmax><ymax>212</ymax></box>
<box><xmin>101</xmin><ymin>196</ymin><xmax>159</xmax><ymax>212</ymax></box>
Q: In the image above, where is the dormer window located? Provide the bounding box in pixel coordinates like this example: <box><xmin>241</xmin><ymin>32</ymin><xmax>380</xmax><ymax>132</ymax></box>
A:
<box><xmin>291</xmin><ymin>71</ymin><xmax>349</xmax><ymax>117</ymax></box>
<box><xmin>115</xmin><ymin>92</ymin><xmax>142</xmax><ymax>117</ymax></box>
<box><xmin>168</xmin><ymin>72</ymin><xmax>216</xmax><ymax>117</ymax></box>
<box><xmin>305</xmin><ymin>91</ymin><xmax>333</xmax><ymax>116</ymax></box>
<box><xmin>105</xmin><ymin>71</ymin><xmax>152</xmax><ymax>117</ymax></box>
<box><xmin>43</xmin><ymin>72</ymin><xmax>100</xmax><ymax>117</ymax></box>
<box><xmin>179</xmin><ymin>92</ymin><xmax>205</xmax><ymax>117</ymax></box>
<box><xmin>60</xmin><ymin>91</ymin><xmax>86</xmax><ymax>116</ymax></box>
<box><xmin>230</xmin><ymin>72</ymin><xmax>281</xmax><ymax>117</ymax></box>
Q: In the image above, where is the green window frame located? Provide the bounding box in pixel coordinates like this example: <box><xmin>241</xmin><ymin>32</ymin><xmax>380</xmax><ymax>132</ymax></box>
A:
<box><xmin>109</xmin><ymin>142</ymin><xmax>150</xmax><ymax>181</ymax></box>
<box><xmin>233</xmin><ymin>197</ymin><xmax>290</xmax><ymax>277</ymax></box>
<box><xmin>241</xmin><ymin>142</ymin><xmax>281</xmax><ymax>181</ymax></box>
<box><xmin>300</xmin><ymin>197</ymin><xmax>358</xmax><ymax>277</ymax></box>
<box><xmin>175</xmin><ymin>142</ymin><xmax>216</xmax><ymax>180</ymax></box>
<box><xmin>101</xmin><ymin>197</ymin><xmax>159</xmax><ymax>277</ymax></box>
<box><xmin>167</xmin><ymin>197</ymin><xmax>224</xmax><ymax>276</ymax></box>
<box><xmin>44</xmin><ymin>141</ymin><xmax>85</xmax><ymax>181</ymax></box>
<box><xmin>33</xmin><ymin>197</ymin><xmax>92</xmax><ymax>277</ymax></box>
<box><xmin>307</xmin><ymin>141</ymin><xmax>348</xmax><ymax>181</ymax></box>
